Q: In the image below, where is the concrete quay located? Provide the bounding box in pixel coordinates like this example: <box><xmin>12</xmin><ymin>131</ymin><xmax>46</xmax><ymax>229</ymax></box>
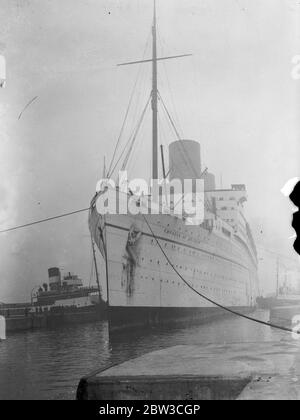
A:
<box><xmin>77</xmin><ymin>339</ymin><xmax>300</xmax><ymax>400</ymax></box>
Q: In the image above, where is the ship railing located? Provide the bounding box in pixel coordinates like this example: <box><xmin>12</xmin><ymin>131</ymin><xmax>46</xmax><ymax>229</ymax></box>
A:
<box><xmin>37</xmin><ymin>286</ymin><xmax>98</xmax><ymax>296</ymax></box>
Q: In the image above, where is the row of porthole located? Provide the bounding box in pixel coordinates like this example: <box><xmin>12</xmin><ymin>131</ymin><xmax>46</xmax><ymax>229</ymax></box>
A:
<box><xmin>140</xmin><ymin>253</ymin><xmax>247</xmax><ymax>280</ymax></box>
<box><xmin>150</xmin><ymin>239</ymin><xmax>232</xmax><ymax>262</ymax></box>
<box><xmin>158</xmin><ymin>228</ymin><xmax>235</xmax><ymax>253</ymax></box>
<box><xmin>192</xmin><ymin>269</ymin><xmax>236</xmax><ymax>281</ymax></box>
<box><xmin>162</xmin><ymin>227</ymin><xmax>223</xmax><ymax>244</ymax></box>
<box><xmin>139</xmin><ymin>272</ymin><xmax>244</xmax><ymax>289</ymax></box>
<box><xmin>144</xmin><ymin>238</ymin><xmax>250</xmax><ymax>275</ymax></box>
<box><xmin>169</xmin><ymin>220</ymin><xmax>238</xmax><ymax>240</ymax></box>
<box><xmin>141</xmin><ymin>256</ymin><xmax>231</xmax><ymax>276</ymax></box>
<box><xmin>142</xmin><ymin>257</ymin><xmax>241</xmax><ymax>281</ymax></box>
<box><xmin>137</xmin><ymin>275</ymin><xmax>239</xmax><ymax>295</ymax></box>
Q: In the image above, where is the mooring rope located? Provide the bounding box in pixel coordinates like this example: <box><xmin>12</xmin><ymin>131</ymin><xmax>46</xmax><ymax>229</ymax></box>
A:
<box><xmin>142</xmin><ymin>214</ymin><xmax>300</xmax><ymax>335</ymax></box>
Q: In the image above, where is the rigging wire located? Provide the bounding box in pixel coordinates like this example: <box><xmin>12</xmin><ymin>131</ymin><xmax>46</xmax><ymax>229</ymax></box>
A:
<box><xmin>156</xmin><ymin>29</ymin><xmax>203</xmax><ymax>182</ymax></box>
<box><xmin>141</xmin><ymin>214</ymin><xmax>299</xmax><ymax>335</ymax></box>
<box><xmin>157</xmin><ymin>28</ymin><xmax>184</xmax><ymax>137</ymax></box>
<box><xmin>158</xmin><ymin>112</ymin><xmax>175</xmax><ymax>181</ymax></box>
<box><xmin>18</xmin><ymin>96</ymin><xmax>38</xmax><ymax>120</ymax></box>
<box><xmin>106</xmin><ymin>83</ymin><xmax>136</xmax><ymax>177</ymax></box>
<box><xmin>158</xmin><ymin>90</ymin><xmax>202</xmax><ymax>182</ymax></box>
<box><xmin>128</xmin><ymin>54</ymin><xmax>151</xmax><ymax>143</ymax></box>
<box><xmin>108</xmin><ymin>93</ymin><xmax>151</xmax><ymax>177</ymax></box>
<box><xmin>158</xmin><ymin>91</ymin><xmax>213</xmax><ymax>213</ymax></box>
<box><xmin>158</xmin><ymin>90</ymin><xmax>181</xmax><ymax>140</ymax></box>
<box><xmin>159</xmin><ymin>91</ymin><xmax>202</xmax><ymax>182</ymax></box>
<box><xmin>158</xmin><ymin>111</ymin><xmax>187</xmax><ymax>182</ymax></box>
<box><xmin>107</xmin><ymin>29</ymin><xmax>151</xmax><ymax>178</ymax></box>
<box><xmin>156</xmin><ymin>45</ymin><xmax>215</xmax><ymax>209</ymax></box>
<box><xmin>121</xmin><ymin>94</ymin><xmax>151</xmax><ymax>171</ymax></box>
<box><xmin>0</xmin><ymin>208</ymin><xmax>89</xmax><ymax>234</ymax></box>
<box><xmin>156</xmin><ymin>31</ymin><xmax>209</xmax><ymax>181</ymax></box>
<box><xmin>126</xmin><ymin>109</ymin><xmax>149</xmax><ymax>175</ymax></box>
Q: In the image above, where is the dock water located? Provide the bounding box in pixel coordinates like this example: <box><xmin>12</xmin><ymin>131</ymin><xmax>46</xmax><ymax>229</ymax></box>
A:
<box><xmin>1</xmin><ymin>307</ymin><xmax>300</xmax><ymax>399</ymax></box>
<box><xmin>77</xmin><ymin>304</ymin><xmax>300</xmax><ymax>400</ymax></box>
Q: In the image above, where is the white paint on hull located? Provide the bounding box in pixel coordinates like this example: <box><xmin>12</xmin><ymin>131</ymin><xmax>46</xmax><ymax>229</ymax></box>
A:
<box><xmin>89</xmin><ymin>209</ymin><xmax>259</xmax><ymax>310</ymax></box>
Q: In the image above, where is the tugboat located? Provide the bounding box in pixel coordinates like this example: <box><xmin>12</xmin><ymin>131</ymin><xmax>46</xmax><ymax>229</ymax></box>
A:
<box><xmin>30</xmin><ymin>267</ymin><xmax>107</xmax><ymax>326</ymax></box>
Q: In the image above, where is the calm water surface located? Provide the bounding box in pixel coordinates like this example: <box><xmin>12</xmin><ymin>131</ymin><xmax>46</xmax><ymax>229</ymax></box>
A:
<box><xmin>0</xmin><ymin>310</ymin><xmax>290</xmax><ymax>399</ymax></box>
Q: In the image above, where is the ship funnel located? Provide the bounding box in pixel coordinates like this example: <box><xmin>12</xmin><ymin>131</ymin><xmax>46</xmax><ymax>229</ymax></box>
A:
<box><xmin>169</xmin><ymin>140</ymin><xmax>201</xmax><ymax>182</ymax></box>
<box><xmin>48</xmin><ymin>267</ymin><xmax>61</xmax><ymax>291</ymax></box>
<box><xmin>202</xmin><ymin>171</ymin><xmax>216</xmax><ymax>191</ymax></box>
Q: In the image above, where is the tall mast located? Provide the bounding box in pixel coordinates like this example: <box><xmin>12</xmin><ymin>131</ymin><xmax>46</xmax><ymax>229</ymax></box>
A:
<box><xmin>116</xmin><ymin>0</ymin><xmax>191</xmax><ymax>179</ymax></box>
<box><xmin>152</xmin><ymin>0</ymin><xmax>158</xmax><ymax>179</ymax></box>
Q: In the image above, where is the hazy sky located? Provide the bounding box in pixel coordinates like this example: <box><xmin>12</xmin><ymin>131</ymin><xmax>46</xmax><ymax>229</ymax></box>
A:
<box><xmin>0</xmin><ymin>0</ymin><xmax>299</xmax><ymax>301</ymax></box>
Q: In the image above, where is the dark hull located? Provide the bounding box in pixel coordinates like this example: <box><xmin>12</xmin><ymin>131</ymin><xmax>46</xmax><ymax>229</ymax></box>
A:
<box><xmin>108</xmin><ymin>305</ymin><xmax>255</xmax><ymax>332</ymax></box>
<box><xmin>45</xmin><ymin>304</ymin><xmax>107</xmax><ymax>328</ymax></box>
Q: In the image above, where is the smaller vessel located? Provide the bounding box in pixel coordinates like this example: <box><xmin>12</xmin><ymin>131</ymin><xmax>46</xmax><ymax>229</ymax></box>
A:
<box><xmin>30</xmin><ymin>267</ymin><xmax>107</xmax><ymax>325</ymax></box>
<box><xmin>0</xmin><ymin>267</ymin><xmax>107</xmax><ymax>332</ymax></box>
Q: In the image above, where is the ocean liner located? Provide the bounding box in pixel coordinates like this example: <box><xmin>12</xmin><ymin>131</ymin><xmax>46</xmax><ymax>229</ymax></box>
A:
<box><xmin>89</xmin><ymin>1</ymin><xmax>259</xmax><ymax>330</ymax></box>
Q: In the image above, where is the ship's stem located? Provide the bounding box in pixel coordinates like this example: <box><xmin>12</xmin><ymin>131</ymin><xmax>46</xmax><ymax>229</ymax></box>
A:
<box><xmin>91</xmin><ymin>236</ymin><xmax>102</xmax><ymax>302</ymax></box>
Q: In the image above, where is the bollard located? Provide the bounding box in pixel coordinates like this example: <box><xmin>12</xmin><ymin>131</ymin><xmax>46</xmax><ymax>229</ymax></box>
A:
<box><xmin>0</xmin><ymin>315</ymin><xmax>6</xmax><ymax>340</ymax></box>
